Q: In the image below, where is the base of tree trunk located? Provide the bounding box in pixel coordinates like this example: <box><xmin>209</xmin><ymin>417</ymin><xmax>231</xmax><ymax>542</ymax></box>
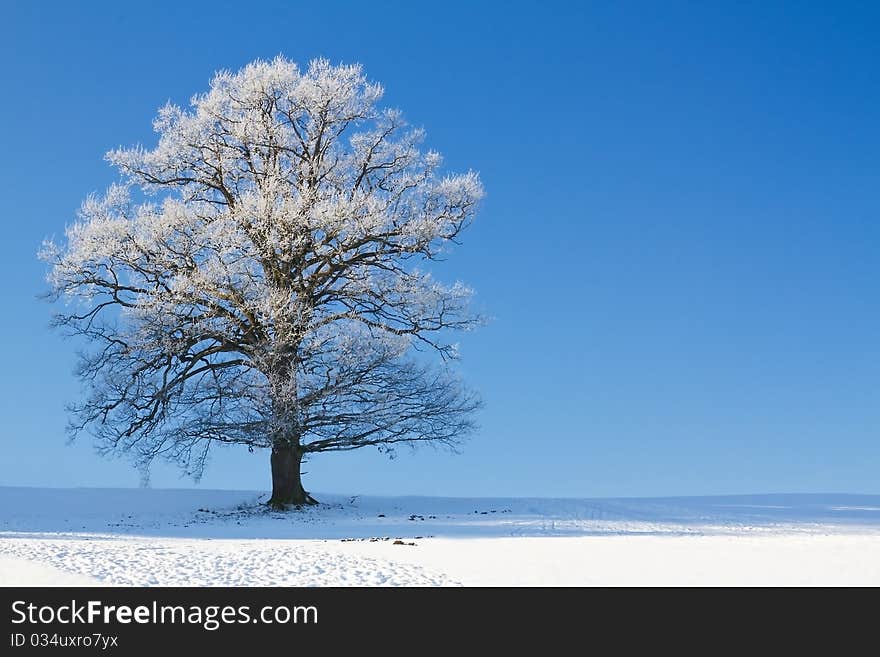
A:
<box><xmin>267</xmin><ymin>494</ymin><xmax>319</xmax><ymax>509</ymax></box>
<box><xmin>268</xmin><ymin>444</ymin><xmax>319</xmax><ymax>509</ymax></box>
<box><xmin>267</xmin><ymin>490</ymin><xmax>319</xmax><ymax>509</ymax></box>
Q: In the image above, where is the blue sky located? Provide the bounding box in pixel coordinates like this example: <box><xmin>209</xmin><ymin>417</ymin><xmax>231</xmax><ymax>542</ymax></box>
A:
<box><xmin>1</xmin><ymin>1</ymin><xmax>878</xmax><ymax>497</ymax></box>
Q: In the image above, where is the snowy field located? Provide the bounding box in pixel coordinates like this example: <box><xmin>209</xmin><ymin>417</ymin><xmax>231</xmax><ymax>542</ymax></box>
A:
<box><xmin>1</xmin><ymin>487</ymin><xmax>879</xmax><ymax>586</ymax></box>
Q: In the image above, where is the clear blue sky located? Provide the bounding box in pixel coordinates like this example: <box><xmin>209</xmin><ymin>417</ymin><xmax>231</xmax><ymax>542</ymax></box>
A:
<box><xmin>1</xmin><ymin>1</ymin><xmax>878</xmax><ymax>497</ymax></box>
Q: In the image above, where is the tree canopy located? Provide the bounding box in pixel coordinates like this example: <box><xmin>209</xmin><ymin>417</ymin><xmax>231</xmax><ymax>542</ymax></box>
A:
<box><xmin>42</xmin><ymin>57</ymin><xmax>484</xmax><ymax>504</ymax></box>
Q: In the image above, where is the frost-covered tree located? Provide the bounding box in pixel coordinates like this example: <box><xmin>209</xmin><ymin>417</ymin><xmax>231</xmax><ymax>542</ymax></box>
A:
<box><xmin>41</xmin><ymin>57</ymin><xmax>483</xmax><ymax>506</ymax></box>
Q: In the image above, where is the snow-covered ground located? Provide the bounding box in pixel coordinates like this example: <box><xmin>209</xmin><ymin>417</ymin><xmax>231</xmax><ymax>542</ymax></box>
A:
<box><xmin>1</xmin><ymin>487</ymin><xmax>879</xmax><ymax>586</ymax></box>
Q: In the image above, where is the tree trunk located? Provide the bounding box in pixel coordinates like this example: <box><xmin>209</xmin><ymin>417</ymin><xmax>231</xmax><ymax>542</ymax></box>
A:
<box><xmin>268</xmin><ymin>444</ymin><xmax>318</xmax><ymax>508</ymax></box>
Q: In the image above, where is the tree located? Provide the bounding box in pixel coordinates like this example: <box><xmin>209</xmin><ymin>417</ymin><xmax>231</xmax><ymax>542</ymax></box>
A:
<box><xmin>41</xmin><ymin>57</ymin><xmax>484</xmax><ymax>507</ymax></box>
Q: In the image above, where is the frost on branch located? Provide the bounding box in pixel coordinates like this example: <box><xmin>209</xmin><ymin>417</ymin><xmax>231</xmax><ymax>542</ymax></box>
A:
<box><xmin>41</xmin><ymin>57</ymin><xmax>484</xmax><ymax>490</ymax></box>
